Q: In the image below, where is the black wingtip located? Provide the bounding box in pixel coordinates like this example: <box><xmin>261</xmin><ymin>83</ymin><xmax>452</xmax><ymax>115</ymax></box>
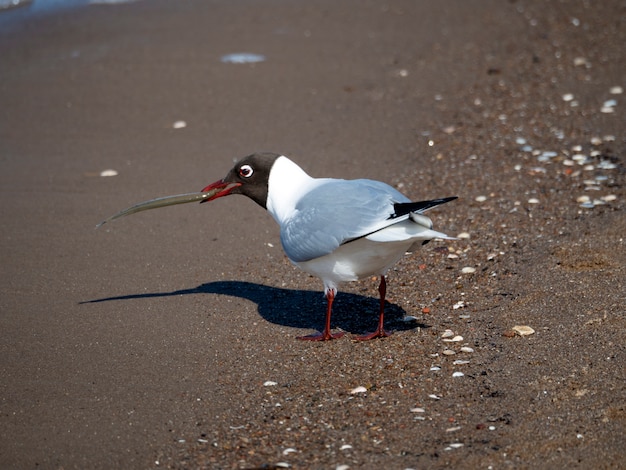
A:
<box><xmin>391</xmin><ymin>196</ymin><xmax>457</xmax><ymax>219</ymax></box>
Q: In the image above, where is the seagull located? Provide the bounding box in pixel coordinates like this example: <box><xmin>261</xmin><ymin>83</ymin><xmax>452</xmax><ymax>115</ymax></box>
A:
<box><xmin>200</xmin><ymin>152</ymin><xmax>457</xmax><ymax>341</ymax></box>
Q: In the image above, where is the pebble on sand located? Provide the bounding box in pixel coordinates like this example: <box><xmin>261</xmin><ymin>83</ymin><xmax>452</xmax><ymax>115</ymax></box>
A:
<box><xmin>100</xmin><ymin>169</ymin><xmax>118</xmax><ymax>177</ymax></box>
<box><xmin>350</xmin><ymin>386</ymin><xmax>367</xmax><ymax>394</ymax></box>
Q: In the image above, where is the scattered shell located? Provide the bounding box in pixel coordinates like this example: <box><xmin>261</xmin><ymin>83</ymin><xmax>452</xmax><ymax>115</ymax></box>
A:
<box><xmin>562</xmin><ymin>93</ymin><xmax>574</xmax><ymax>102</ymax></box>
<box><xmin>446</xmin><ymin>426</ymin><xmax>462</xmax><ymax>433</ymax></box>
<box><xmin>100</xmin><ymin>169</ymin><xmax>118</xmax><ymax>177</ymax></box>
<box><xmin>460</xmin><ymin>346</ymin><xmax>474</xmax><ymax>353</ymax></box>
<box><xmin>282</xmin><ymin>448</ymin><xmax>297</xmax><ymax>455</ymax></box>
<box><xmin>428</xmin><ymin>394</ymin><xmax>441</xmax><ymax>400</ymax></box>
<box><xmin>448</xmin><ymin>442</ymin><xmax>464</xmax><ymax>448</ymax></box>
<box><xmin>453</xmin><ymin>359</ymin><xmax>470</xmax><ymax>365</ymax></box>
<box><xmin>596</xmin><ymin>160</ymin><xmax>617</xmax><ymax>170</ymax></box>
<box><xmin>335</xmin><ymin>465</ymin><xmax>349</xmax><ymax>470</ymax></box>
<box><xmin>515</xmin><ymin>137</ymin><xmax>527</xmax><ymax>145</ymax></box>
<box><xmin>452</xmin><ymin>372</ymin><xmax>465</xmax><ymax>378</ymax></box>
<box><xmin>576</xmin><ymin>195</ymin><xmax>591</xmax><ymax>203</ymax></box>
<box><xmin>443</xmin><ymin>335</ymin><xmax>464</xmax><ymax>343</ymax></box>
<box><xmin>442</xmin><ymin>349</ymin><xmax>456</xmax><ymax>356</ymax></box>
<box><xmin>350</xmin><ymin>386</ymin><xmax>367</xmax><ymax>394</ymax></box>
<box><xmin>461</xmin><ymin>267</ymin><xmax>476</xmax><ymax>274</ymax></box>
<box><xmin>340</xmin><ymin>444</ymin><xmax>353</xmax><ymax>450</ymax></box>
<box><xmin>453</xmin><ymin>301</ymin><xmax>466</xmax><ymax>310</ymax></box>
<box><xmin>172</xmin><ymin>120</ymin><xmax>187</xmax><ymax>129</ymax></box>
<box><xmin>430</xmin><ymin>366</ymin><xmax>441</xmax><ymax>371</ymax></box>
<box><xmin>603</xmin><ymin>99</ymin><xmax>617</xmax><ymax>108</ymax></box>
<box><xmin>263</xmin><ymin>381</ymin><xmax>278</xmax><ymax>386</ymax></box>
<box><xmin>528</xmin><ymin>198</ymin><xmax>540</xmax><ymax>204</ymax></box>
<box><xmin>221</xmin><ymin>52</ymin><xmax>266</xmax><ymax>64</ymax></box>
<box><xmin>447</xmin><ymin>253</ymin><xmax>459</xmax><ymax>259</ymax></box>
<box><xmin>475</xmin><ymin>195</ymin><xmax>487</xmax><ymax>202</ymax></box>
<box><xmin>601</xmin><ymin>195</ymin><xmax>617</xmax><ymax>202</ymax></box>
<box><xmin>457</xmin><ymin>232</ymin><xmax>470</xmax><ymax>239</ymax></box>
<box><xmin>590</xmin><ymin>136</ymin><xmax>603</xmax><ymax>146</ymax></box>
<box><xmin>441</xmin><ymin>329</ymin><xmax>455</xmax><ymax>338</ymax></box>
<box><xmin>610</xmin><ymin>86</ymin><xmax>623</xmax><ymax>94</ymax></box>
<box><xmin>410</xmin><ymin>407</ymin><xmax>426</xmax><ymax>413</ymax></box>
<box><xmin>573</xmin><ymin>57</ymin><xmax>588</xmax><ymax>66</ymax></box>
<box><xmin>512</xmin><ymin>325</ymin><xmax>535</xmax><ymax>336</ymax></box>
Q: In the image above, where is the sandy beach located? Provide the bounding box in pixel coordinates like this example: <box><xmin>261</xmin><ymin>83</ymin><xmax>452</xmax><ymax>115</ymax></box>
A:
<box><xmin>1</xmin><ymin>0</ymin><xmax>624</xmax><ymax>468</ymax></box>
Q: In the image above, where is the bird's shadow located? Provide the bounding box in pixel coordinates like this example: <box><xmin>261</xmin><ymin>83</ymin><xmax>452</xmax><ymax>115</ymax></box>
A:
<box><xmin>81</xmin><ymin>281</ymin><xmax>429</xmax><ymax>336</ymax></box>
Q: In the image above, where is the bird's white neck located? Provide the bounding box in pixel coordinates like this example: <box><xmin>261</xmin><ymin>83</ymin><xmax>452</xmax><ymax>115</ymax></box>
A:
<box><xmin>266</xmin><ymin>156</ymin><xmax>316</xmax><ymax>224</ymax></box>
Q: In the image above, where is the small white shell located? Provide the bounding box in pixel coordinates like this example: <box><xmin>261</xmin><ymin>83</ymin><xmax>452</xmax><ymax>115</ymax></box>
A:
<box><xmin>512</xmin><ymin>325</ymin><xmax>535</xmax><ymax>336</ymax></box>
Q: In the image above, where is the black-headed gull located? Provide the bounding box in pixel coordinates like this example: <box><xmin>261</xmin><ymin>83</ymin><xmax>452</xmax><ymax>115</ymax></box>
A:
<box><xmin>201</xmin><ymin>153</ymin><xmax>457</xmax><ymax>341</ymax></box>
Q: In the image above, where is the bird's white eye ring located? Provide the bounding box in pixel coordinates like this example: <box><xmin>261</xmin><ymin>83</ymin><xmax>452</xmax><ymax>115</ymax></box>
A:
<box><xmin>239</xmin><ymin>164</ymin><xmax>254</xmax><ymax>178</ymax></box>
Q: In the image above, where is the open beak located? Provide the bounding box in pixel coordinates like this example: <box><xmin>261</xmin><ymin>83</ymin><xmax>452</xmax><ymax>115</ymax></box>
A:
<box><xmin>199</xmin><ymin>180</ymin><xmax>242</xmax><ymax>203</ymax></box>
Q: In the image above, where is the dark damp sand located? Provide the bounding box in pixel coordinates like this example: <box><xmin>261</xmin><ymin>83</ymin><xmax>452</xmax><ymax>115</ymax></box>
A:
<box><xmin>0</xmin><ymin>0</ymin><xmax>624</xmax><ymax>468</ymax></box>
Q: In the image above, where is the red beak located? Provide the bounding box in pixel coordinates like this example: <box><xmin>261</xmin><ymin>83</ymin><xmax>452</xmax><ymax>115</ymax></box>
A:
<box><xmin>199</xmin><ymin>180</ymin><xmax>241</xmax><ymax>203</ymax></box>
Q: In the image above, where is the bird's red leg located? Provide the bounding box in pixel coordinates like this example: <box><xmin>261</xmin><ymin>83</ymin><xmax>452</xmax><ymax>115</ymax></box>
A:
<box><xmin>355</xmin><ymin>275</ymin><xmax>392</xmax><ymax>341</ymax></box>
<box><xmin>297</xmin><ymin>289</ymin><xmax>345</xmax><ymax>341</ymax></box>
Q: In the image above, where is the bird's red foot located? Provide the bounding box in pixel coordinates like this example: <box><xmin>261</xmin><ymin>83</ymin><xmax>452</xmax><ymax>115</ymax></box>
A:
<box><xmin>297</xmin><ymin>330</ymin><xmax>345</xmax><ymax>341</ymax></box>
<box><xmin>354</xmin><ymin>328</ymin><xmax>392</xmax><ymax>341</ymax></box>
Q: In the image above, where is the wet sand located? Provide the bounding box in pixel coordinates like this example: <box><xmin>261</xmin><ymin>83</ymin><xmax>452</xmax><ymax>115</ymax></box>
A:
<box><xmin>1</xmin><ymin>0</ymin><xmax>624</xmax><ymax>468</ymax></box>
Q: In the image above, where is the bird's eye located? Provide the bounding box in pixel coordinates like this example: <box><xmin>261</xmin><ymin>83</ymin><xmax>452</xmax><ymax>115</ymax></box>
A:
<box><xmin>239</xmin><ymin>164</ymin><xmax>254</xmax><ymax>178</ymax></box>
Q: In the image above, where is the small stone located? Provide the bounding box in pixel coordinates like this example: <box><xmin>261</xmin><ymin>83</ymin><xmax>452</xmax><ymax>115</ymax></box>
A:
<box><xmin>410</xmin><ymin>407</ymin><xmax>426</xmax><ymax>413</ymax></box>
<box><xmin>350</xmin><ymin>386</ymin><xmax>367</xmax><ymax>394</ymax></box>
<box><xmin>453</xmin><ymin>359</ymin><xmax>470</xmax><ymax>365</ymax></box>
<box><xmin>512</xmin><ymin>325</ymin><xmax>535</xmax><ymax>336</ymax></box>
<box><xmin>172</xmin><ymin>120</ymin><xmax>187</xmax><ymax>129</ymax></box>
<box><xmin>601</xmin><ymin>106</ymin><xmax>615</xmax><ymax>113</ymax></box>
<box><xmin>447</xmin><ymin>253</ymin><xmax>459</xmax><ymax>259</ymax></box>
<box><xmin>515</xmin><ymin>137</ymin><xmax>527</xmax><ymax>145</ymax></box>
<box><xmin>452</xmin><ymin>372</ymin><xmax>465</xmax><ymax>378</ymax></box>
<box><xmin>100</xmin><ymin>169</ymin><xmax>118</xmax><ymax>177</ymax></box>
<box><xmin>562</xmin><ymin>93</ymin><xmax>574</xmax><ymax>102</ymax></box>
<box><xmin>441</xmin><ymin>330</ymin><xmax>454</xmax><ymax>338</ymax></box>
<box><xmin>461</xmin><ymin>267</ymin><xmax>476</xmax><ymax>274</ymax></box>
<box><xmin>340</xmin><ymin>444</ymin><xmax>353</xmax><ymax>450</ymax></box>
<box><xmin>443</xmin><ymin>335</ymin><xmax>464</xmax><ymax>343</ymax></box>
<box><xmin>428</xmin><ymin>394</ymin><xmax>441</xmax><ymax>400</ymax></box>
<box><xmin>609</xmin><ymin>86</ymin><xmax>623</xmax><ymax>94</ymax></box>
<box><xmin>601</xmin><ymin>195</ymin><xmax>617</xmax><ymax>202</ymax></box>
<box><xmin>590</xmin><ymin>136</ymin><xmax>603</xmax><ymax>146</ymax></box>
<box><xmin>282</xmin><ymin>448</ymin><xmax>297</xmax><ymax>455</ymax></box>
<box><xmin>528</xmin><ymin>198</ymin><xmax>540</xmax><ymax>204</ymax></box>
<box><xmin>457</xmin><ymin>232</ymin><xmax>470</xmax><ymax>239</ymax></box>
<box><xmin>442</xmin><ymin>349</ymin><xmax>456</xmax><ymax>356</ymax></box>
<box><xmin>576</xmin><ymin>195</ymin><xmax>591</xmax><ymax>203</ymax></box>
<box><xmin>460</xmin><ymin>346</ymin><xmax>474</xmax><ymax>353</ymax></box>
<box><xmin>475</xmin><ymin>195</ymin><xmax>487</xmax><ymax>202</ymax></box>
<box><xmin>263</xmin><ymin>381</ymin><xmax>278</xmax><ymax>386</ymax></box>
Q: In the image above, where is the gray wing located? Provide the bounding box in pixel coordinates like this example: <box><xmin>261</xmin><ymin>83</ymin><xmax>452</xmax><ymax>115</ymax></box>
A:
<box><xmin>280</xmin><ymin>178</ymin><xmax>411</xmax><ymax>262</ymax></box>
